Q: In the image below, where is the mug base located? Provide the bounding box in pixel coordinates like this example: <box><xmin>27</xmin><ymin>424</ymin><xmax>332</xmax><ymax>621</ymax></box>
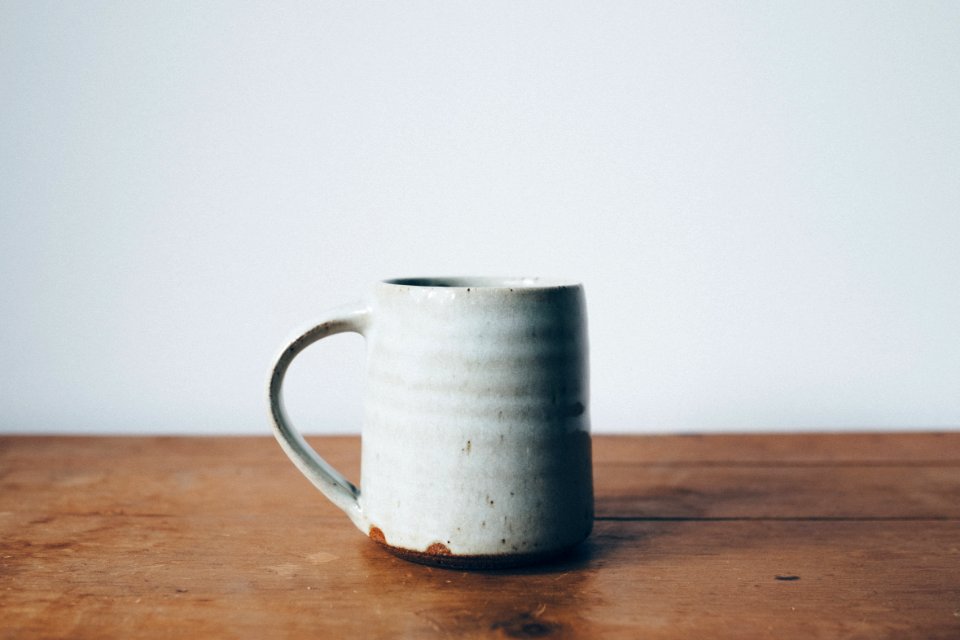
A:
<box><xmin>369</xmin><ymin>536</ymin><xmax>583</xmax><ymax>570</ymax></box>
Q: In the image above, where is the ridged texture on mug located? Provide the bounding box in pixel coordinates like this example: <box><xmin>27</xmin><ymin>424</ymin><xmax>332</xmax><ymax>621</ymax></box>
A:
<box><xmin>359</xmin><ymin>283</ymin><xmax>593</xmax><ymax>557</ymax></box>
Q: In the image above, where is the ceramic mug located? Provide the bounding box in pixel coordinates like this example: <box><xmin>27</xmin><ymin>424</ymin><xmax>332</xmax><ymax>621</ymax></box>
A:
<box><xmin>268</xmin><ymin>277</ymin><xmax>593</xmax><ymax>568</ymax></box>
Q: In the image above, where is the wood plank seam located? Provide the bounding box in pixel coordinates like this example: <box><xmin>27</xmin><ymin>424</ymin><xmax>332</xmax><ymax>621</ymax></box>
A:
<box><xmin>596</xmin><ymin>515</ymin><xmax>960</xmax><ymax>521</ymax></box>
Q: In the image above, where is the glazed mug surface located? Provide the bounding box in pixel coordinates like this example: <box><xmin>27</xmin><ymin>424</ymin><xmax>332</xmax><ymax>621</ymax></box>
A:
<box><xmin>268</xmin><ymin>277</ymin><xmax>593</xmax><ymax>568</ymax></box>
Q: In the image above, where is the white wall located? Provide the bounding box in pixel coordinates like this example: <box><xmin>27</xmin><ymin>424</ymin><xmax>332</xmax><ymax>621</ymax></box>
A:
<box><xmin>2</xmin><ymin>1</ymin><xmax>959</xmax><ymax>435</ymax></box>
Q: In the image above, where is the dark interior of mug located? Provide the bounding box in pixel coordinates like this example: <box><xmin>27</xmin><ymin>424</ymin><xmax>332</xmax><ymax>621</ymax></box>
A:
<box><xmin>385</xmin><ymin>277</ymin><xmax>578</xmax><ymax>289</ymax></box>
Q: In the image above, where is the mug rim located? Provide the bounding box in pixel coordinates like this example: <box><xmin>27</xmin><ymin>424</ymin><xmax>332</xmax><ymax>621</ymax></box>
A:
<box><xmin>380</xmin><ymin>276</ymin><xmax>581</xmax><ymax>290</ymax></box>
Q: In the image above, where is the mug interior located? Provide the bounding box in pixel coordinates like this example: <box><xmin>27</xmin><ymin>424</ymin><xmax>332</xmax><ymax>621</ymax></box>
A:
<box><xmin>383</xmin><ymin>277</ymin><xmax>579</xmax><ymax>289</ymax></box>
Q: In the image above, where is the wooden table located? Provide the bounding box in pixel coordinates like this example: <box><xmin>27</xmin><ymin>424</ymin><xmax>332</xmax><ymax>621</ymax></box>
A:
<box><xmin>2</xmin><ymin>433</ymin><xmax>958</xmax><ymax>638</ymax></box>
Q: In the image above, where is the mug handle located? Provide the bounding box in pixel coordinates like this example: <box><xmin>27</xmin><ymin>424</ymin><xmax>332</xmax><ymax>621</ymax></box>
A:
<box><xmin>268</xmin><ymin>302</ymin><xmax>371</xmax><ymax>530</ymax></box>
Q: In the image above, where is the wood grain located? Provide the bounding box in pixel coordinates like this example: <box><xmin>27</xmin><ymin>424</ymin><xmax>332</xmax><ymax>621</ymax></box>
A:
<box><xmin>1</xmin><ymin>434</ymin><xmax>958</xmax><ymax>639</ymax></box>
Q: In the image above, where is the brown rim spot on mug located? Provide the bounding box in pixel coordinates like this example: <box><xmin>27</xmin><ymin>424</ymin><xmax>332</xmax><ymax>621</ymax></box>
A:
<box><xmin>366</xmin><ymin>528</ymin><xmax>590</xmax><ymax>570</ymax></box>
<box><xmin>426</xmin><ymin>542</ymin><xmax>452</xmax><ymax>556</ymax></box>
<box><xmin>370</xmin><ymin>539</ymin><xmax>583</xmax><ymax>570</ymax></box>
<box><xmin>369</xmin><ymin>526</ymin><xmax>386</xmax><ymax>544</ymax></box>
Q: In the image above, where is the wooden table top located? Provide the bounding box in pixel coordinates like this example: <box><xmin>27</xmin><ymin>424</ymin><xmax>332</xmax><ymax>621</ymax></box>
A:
<box><xmin>1</xmin><ymin>433</ymin><xmax>958</xmax><ymax>639</ymax></box>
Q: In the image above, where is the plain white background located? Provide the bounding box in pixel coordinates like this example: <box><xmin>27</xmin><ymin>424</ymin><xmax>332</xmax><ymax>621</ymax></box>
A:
<box><xmin>2</xmin><ymin>1</ymin><xmax>958</xmax><ymax>435</ymax></box>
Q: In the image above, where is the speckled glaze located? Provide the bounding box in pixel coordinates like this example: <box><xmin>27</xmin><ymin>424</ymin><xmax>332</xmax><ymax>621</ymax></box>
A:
<box><xmin>268</xmin><ymin>277</ymin><xmax>593</xmax><ymax>568</ymax></box>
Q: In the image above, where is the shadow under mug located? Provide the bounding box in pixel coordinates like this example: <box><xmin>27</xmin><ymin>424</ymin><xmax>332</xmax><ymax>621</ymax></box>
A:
<box><xmin>268</xmin><ymin>277</ymin><xmax>593</xmax><ymax>569</ymax></box>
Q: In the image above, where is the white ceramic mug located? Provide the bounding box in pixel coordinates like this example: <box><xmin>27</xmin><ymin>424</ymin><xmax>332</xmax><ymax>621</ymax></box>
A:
<box><xmin>268</xmin><ymin>277</ymin><xmax>593</xmax><ymax>568</ymax></box>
